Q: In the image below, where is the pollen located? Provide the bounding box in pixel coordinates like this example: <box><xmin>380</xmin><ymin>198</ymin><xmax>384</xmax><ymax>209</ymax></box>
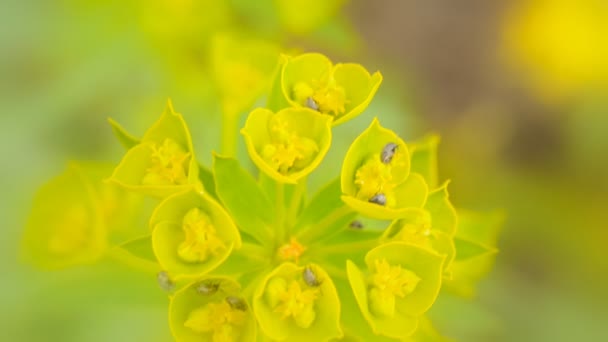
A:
<box><xmin>293</xmin><ymin>79</ymin><xmax>347</xmax><ymax>117</ymax></box>
<box><xmin>262</xmin><ymin>119</ymin><xmax>319</xmax><ymax>174</ymax></box>
<box><xmin>368</xmin><ymin>258</ymin><xmax>420</xmax><ymax>318</ymax></box>
<box><xmin>177</xmin><ymin>208</ymin><xmax>225</xmax><ymax>263</ymax></box>
<box><xmin>354</xmin><ymin>156</ymin><xmax>395</xmax><ymax>204</ymax></box>
<box><xmin>277</xmin><ymin>237</ymin><xmax>306</xmax><ymax>263</ymax></box>
<box><xmin>266</xmin><ymin>277</ymin><xmax>319</xmax><ymax>328</ymax></box>
<box><xmin>142</xmin><ymin>138</ymin><xmax>191</xmax><ymax>186</ymax></box>
<box><xmin>184</xmin><ymin>300</ymin><xmax>247</xmax><ymax>342</ymax></box>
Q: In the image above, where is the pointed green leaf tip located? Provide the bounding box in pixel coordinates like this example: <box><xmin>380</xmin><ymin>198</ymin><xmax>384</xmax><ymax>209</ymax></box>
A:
<box><xmin>241</xmin><ymin>107</ymin><xmax>332</xmax><ymax>184</ymax></box>
<box><xmin>280</xmin><ymin>52</ymin><xmax>382</xmax><ymax>126</ymax></box>
<box><xmin>170</xmin><ymin>277</ymin><xmax>256</xmax><ymax>342</ymax></box>
<box><xmin>253</xmin><ymin>263</ymin><xmax>343</xmax><ymax>342</ymax></box>
<box><xmin>346</xmin><ymin>242</ymin><xmax>445</xmax><ymax>339</ymax></box>
<box><xmin>341</xmin><ymin>118</ymin><xmax>428</xmax><ymax>219</ymax></box>
<box><xmin>149</xmin><ymin>189</ymin><xmax>240</xmax><ymax>281</ymax></box>
<box><xmin>108</xmin><ymin>99</ymin><xmax>200</xmax><ymax>198</ymax></box>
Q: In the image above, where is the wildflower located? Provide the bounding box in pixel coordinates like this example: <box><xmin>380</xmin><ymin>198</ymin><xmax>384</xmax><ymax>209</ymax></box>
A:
<box><xmin>108</xmin><ymin>100</ymin><xmax>199</xmax><ymax>198</ymax></box>
<box><xmin>150</xmin><ymin>190</ymin><xmax>241</xmax><ymax>280</ymax></box>
<box><xmin>341</xmin><ymin>118</ymin><xmax>428</xmax><ymax>219</ymax></box>
<box><xmin>170</xmin><ymin>277</ymin><xmax>256</xmax><ymax>342</ymax></box>
<box><xmin>346</xmin><ymin>242</ymin><xmax>445</xmax><ymax>339</ymax></box>
<box><xmin>253</xmin><ymin>263</ymin><xmax>343</xmax><ymax>341</ymax></box>
<box><xmin>278</xmin><ymin>53</ymin><xmax>383</xmax><ymax>125</ymax></box>
<box><xmin>241</xmin><ymin>107</ymin><xmax>332</xmax><ymax>183</ymax></box>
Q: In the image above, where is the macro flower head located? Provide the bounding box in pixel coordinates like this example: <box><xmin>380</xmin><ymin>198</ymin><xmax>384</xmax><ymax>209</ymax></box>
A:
<box><xmin>341</xmin><ymin>118</ymin><xmax>428</xmax><ymax>220</ymax></box>
<box><xmin>109</xmin><ymin>100</ymin><xmax>200</xmax><ymax>198</ymax></box>
<box><xmin>24</xmin><ymin>49</ymin><xmax>502</xmax><ymax>342</ymax></box>
<box><xmin>241</xmin><ymin>107</ymin><xmax>332</xmax><ymax>183</ymax></box>
<box><xmin>278</xmin><ymin>53</ymin><xmax>383</xmax><ymax>126</ymax></box>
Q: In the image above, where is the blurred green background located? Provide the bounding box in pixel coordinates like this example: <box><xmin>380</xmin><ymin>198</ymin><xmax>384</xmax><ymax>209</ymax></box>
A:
<box><xmin>2</xmin><ymin>0</ymin><xmax>607</xmax><ymax>341</ymax></box>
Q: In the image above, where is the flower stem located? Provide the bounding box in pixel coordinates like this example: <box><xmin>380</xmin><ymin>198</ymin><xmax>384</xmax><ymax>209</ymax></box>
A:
<box><xmin>297</xmin><ymin>205</ymin><xmax>355</xmax><ymax>243</ymax></box>
<box><xmin>276</xmin><ymin>180</ymin><xmax>286</xmax><ymax>242</ymax></box>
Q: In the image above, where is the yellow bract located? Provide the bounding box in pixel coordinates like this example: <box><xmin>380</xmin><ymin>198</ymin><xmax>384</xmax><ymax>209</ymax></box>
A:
<box><xmin>184</xmin><ymin>300</ymin><xmax>247</xmax><ymax>342</ymax></box>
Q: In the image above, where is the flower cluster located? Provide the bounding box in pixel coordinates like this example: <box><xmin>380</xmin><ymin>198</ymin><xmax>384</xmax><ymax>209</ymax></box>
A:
<box><xmin>24</xmin><ymin>52</ymin><xmax>502</xmax><ymax>341</ymax></box>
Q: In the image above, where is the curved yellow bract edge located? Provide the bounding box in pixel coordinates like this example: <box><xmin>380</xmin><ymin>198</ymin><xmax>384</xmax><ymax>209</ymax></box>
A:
<box><xmin>241</xmin><ymin>107</ymin><xmax>333</xmax><ymax>184</ymax></box>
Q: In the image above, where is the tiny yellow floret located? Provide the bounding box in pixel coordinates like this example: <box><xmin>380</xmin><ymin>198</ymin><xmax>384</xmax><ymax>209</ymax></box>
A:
<box><xmin>267</xmin><ymin>277</ymin><xmax>319</xmax><ymax>328</ymax></box>
<box><xmin>177</xmin><ymin>208</ymin><xmax>225</xmax><ymax>263</ymax></box>
<box><xmin>262</xmin><ymin>119</ymin><xmax>319</xmax><ymax>174</ymax></box>
<box><xmin>184</xmin><ymin>300</ymin><xmax>247</xmax><ymax>342</ymax></box>
<box><xmin>293</xmin><ymin>79</ymin><xmax>347</xmax><ymax>117</ymax></box>
<box><xmin>142</xmin><ymin>138</ymin><xmax>191</xmax><ymax>186</ymax></box>
<box><xmin>368</xmin><ymin>259</ymin><xmax>420</xmax><ymax>318</ymax></box>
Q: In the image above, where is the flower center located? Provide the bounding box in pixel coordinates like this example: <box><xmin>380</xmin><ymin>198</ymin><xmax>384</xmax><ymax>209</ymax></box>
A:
<box><xmin>277</xmin><ymin>238</ymin><xmax>306</xmax><ymax>263</ymax></box>
<box><xmin>395</xmin><ymin>222</ymin><xmax>433</xmax><ymax>247</ymax></box>
<box><xmin>184</xmin><ymin>300</ymin><xmax>247</xmax><ymax>341</ymax></box>
<box><xmin>142</xmin><ymin>138</ymin><xmax>191</xmax><ymax>186</ymax></box>
<box><xmin>354</xmin><ymin>156</ymin><xmax>395</xmax><ymax>204</ymax></box>
<box><xmin>293</xmin><ymin>80</ymin><xmax>347</xmax><ymax>117</ymax></box>
<box><xmin>265</xmin><ymin>277</ymin><xmax>319</xmax><ymax>328</ymax></box>
<box><xmin>177</xmin><ymin>208</ymin><xmax>225</xmax><ymax>263</ymax></box>
<box><xmin>262</xmin><ymin>119</ymin><xmax>319</xmax><ymax>174</ymax></box>
<box><xmin>368</xmin><ymin>259</ymin><xmax>420</xmax><ymax>318</ymax></box>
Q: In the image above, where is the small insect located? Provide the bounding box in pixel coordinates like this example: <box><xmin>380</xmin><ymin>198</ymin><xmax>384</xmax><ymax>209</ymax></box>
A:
<box><xmin>303</xmin><ymin>266</ymin><xmax>322</xmax><ymax>287</ymax></box>
<box><xmin>381</xmin><ymin>142</ymin><xmax>398</xmax><ymax>164</ymax></box>
<box><xmin>196</xmin><ymin>280</ymin><xmax>220</xmax><ymax>295</ymax></box>
<box><xmin>369</xmin><ymin>193</ymin><xmax>387</xmax><ymax>206</ymax></box>
<box><xmin>305</xmin><ymin>97</ymin><xmax>320</xmax><ymax>111</ymax></box>
<box><xmin>225</xmin><ymin>296</ymin><xmax>248</xmax><ymax>311</ymax></box>
<box><xmin>349</xmin><ymin>220</ymin><xmax>364</xmax><ymax>229</ymax></box>
<box><xmin>157</xmin><ymin>271</ymin><xmax>174</xmax><ymax>292</ymax></box>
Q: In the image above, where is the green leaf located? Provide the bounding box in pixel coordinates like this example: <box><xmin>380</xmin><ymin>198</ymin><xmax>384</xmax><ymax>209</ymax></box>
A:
<box><xmin>198</xmin><ymin>163</ymin><xmax>218</xmax><ymax>200</ymax></box>
<box><xmin>119</xmin><ymin>235</ymin><xmax>156</xmax><ymax>263</ymax></box>
<box><xmin>107</xmin><ymin>117</ymin><xmax>139</xmax><ymax>150</ymax></box>
<box><xmin>454</xmin><ymin>238</ymin><xmax>496</xmax><ymax>261</ymax></box>
<box><xmin>213</xmin><ymin>154</ymin><xmax>275</xmax><ymax>245</ymax></box>
<box><xmin>293</xmin><ymin>177</ymin><xmax>342</xmax><ymax>233</ymax></box>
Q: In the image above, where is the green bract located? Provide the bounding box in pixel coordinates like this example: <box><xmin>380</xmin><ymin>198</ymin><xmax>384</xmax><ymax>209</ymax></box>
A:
<box><xmin>253</xmin><ymin>262</ymin><xmax>342</xmax><ymax>341</ymax></box>
<box><xmin>150</xmin><ymin>189</ymin><xmax>241</xmax><ymax>280</ymax></box>
<box><xmin>169</xmin><ymin>276</ymin><xmax>256</xmax><ymax>342</ymax></box>
<box><xmin>382</xmin><ymin>183</ymin><xmax>457</xmax><ymax>277</ymax></box>
<box><xmin>109</xmin><ymin>100</ymin><xmax>200</xmax><ymax>198</ymax></box>
<box><xmin>211</xmin><ymin>33</ymin><xmax>280</xmax><ymax>117</ymax></box>
<box><xmin>341</xmin><ymin>118</ymin><xmax>428</xmax><ymax>219</ymax></box>
<box><xmin>278</xmin><ymin>52</ymin><xmax>382</xmax><ymax>126</ymax></box>
<box><xmin>241</xmin><ymin>107</ymin><xmax>332</xmax><ymax>184</ymax></box>
<box><xmin>346</xmin><ymin>242</ymin><xmax>445</xmax><ymax>339</ymax></box>
<box><xmin>23</xmin><ymin>163</ymin><xmax>106</xmax><ymax>269</ymax></box>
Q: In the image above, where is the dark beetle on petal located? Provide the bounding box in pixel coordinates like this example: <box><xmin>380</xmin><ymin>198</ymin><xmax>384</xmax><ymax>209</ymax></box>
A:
<box><xmin>303</xmin><ymin>266</ymin><xmax>322</xmax><ymax>287</ymax></box>
<box><xmin>305</xmin><ymin>97</ymin><xmax>320</xmax><ymax>111</ymax></box>
<box><xmin>381</xmin><ymin>142</ymin><xmax>398</xmax><ymax>164</ymax></box>
<box><xmin>225</xmin><ymin>296</ymin><xmax>248</xmax><ymax>311</ymax></box>
<box><xmin>196</xmin><ymin>280</ymin><xmax>220</xmax><ymax>295</ymax></box>
<box><xmin>157</xmin><ymin>271</ymin><xmax>174</xmax><ymax>292</ymax></box>
<box><xmin>349</xmin><ymin>220</ymin><xmax>364</xmax><ymax>229</ymax></box>
<box><xmin>369</xmin><ymin>193</ymin><xmax>387</xmax><ymax>206</ymax></box>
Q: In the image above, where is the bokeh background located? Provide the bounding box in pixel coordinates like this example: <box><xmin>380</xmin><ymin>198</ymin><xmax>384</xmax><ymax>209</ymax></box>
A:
<box><xmin>1</xmin><ymin>0</ymin><xmax>607</xmax><ymax>341</ymax></box>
